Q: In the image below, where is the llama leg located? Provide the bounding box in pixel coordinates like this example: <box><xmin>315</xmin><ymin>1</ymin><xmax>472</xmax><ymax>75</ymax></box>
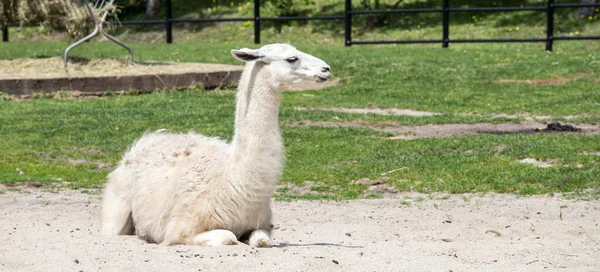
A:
<box><xmin>100</xmin><ymin>167</ymin><xmax>134</xmax><ymax>236</ymax></box>
<box><xmin>248</xmin><ymin>229</ymin><xmax>273</xmax><ymax>248</ymax></box>
<box><xmin>188</xmin><ymin>229</ymin><xmax>239</xmax><ymax>246</ymax></box>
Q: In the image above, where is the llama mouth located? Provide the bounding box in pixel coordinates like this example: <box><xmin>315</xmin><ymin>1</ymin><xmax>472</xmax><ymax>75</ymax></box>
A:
<box><xmin>314</xmin><ymin>76</ymin><xmax>329</xmax><ymax>83</ymax></box>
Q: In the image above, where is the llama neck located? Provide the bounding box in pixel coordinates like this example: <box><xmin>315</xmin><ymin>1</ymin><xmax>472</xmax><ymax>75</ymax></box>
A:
<box><xmin>230</xmin><ymin>61</ymin><xmax>284</xmax><ymax>196</ymax></box>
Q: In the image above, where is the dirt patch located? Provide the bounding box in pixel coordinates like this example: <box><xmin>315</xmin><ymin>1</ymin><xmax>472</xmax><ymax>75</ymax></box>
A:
<box><xmin>354</xmin><ymin>177</ymin><xmax>390</xmax><ymax>186</ymax></box>
<box><xmin>276</xmin><ymin>181</ymin><xmax>335</xmax><ymax>197</ymax></box>
<box><xmin>295</xmin><ymin>107</ymin><xmax>440</xmax><ymax>117</ymax></box>
<box><xmin>1</xmin><ymin>189</ymin><xmax>599</xmax><ymax>271</ymax></box>
<box><xmin>0</xmin><ymin>181</ymin><xmax>73</xmax><ymax>191</ymax></box>
<box><xmin>384</xmin><ymin>122</ymin><xmax>599</xmax><ymax>139</ymax></box>
<box><xmin>0</xmin><ymin>182</ymin><xmax>44</xmax><ymax>190</ymax></box>
<box><xmin>519</xmin><ymin>158</ymin><xmax>559</xmax><ymax>168</ymax></box>
<box><xmin>494</xmin><ymin>78</ymin><xmax>572</xmax><ymax>85</ymax></box>
<box><xmin>287</xmin><ymin>121</ymin><xmax>600</xmax><ymax>139</ymax></box>
<box><xmin>490</xmin><ymin>113</ymin><xmax>587</xmax><ymax>121</ymax></box>
<box><xmin>353</xmin><ymin>177</ymin><xmax>399</xmax><ymax>196</ymax></box>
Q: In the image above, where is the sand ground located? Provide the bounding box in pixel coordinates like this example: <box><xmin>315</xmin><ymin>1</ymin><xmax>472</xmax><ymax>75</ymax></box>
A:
<box><xmin>1</xmin><ymin>190</ymin><xmax>599</xmax><ymax>272</ymax></box>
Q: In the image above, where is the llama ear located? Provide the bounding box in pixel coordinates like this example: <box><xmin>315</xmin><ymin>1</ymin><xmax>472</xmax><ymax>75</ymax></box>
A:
<box><xmin>231</xmin><ymin>48</ymin><xmax>263</xmax><ymax>62</ymax></box>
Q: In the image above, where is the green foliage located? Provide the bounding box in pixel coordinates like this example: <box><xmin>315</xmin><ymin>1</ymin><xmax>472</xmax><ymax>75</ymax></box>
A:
<box><xmin>262</xmin><ymin>0</ymin><xmax>315</xmax><ymax>16</ymax></box>
<box><xmin>0</xmin><ymin>91</ymin><xmax>12</xmax><ymax>101</ymax></box>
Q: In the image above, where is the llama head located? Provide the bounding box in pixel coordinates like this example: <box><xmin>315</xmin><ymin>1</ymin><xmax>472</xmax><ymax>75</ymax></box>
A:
<box><xmin>231</xmin><ymin>43</ymin><xmax>331</xmax><ymax>85</ymax></box>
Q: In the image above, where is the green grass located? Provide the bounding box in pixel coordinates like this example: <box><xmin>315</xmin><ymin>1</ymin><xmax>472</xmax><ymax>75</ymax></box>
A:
<box><xmin>1</xmin><ymin>41</ymin><xmax>599</xmax><ymax>199</ymax></box>
<box><xmin>1</xmin><ymin>0</ymin><xmax>599</xmax><ymax>198</ymax></box>
<box><xmin>1</xmin><ymin>89</ymin><xmax>598</xmax><ymax>197</ymax></box>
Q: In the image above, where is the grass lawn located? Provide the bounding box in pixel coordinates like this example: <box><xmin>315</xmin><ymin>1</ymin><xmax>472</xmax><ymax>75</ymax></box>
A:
<box><xmin>0</xmin><ymin>0</ymin><xmax>599</xmax><ymax>198</ymax></box>
<box><xmin>0</xmin><ymin>41</ymin><xmax>598</xmax><ymax>199</ymax></box>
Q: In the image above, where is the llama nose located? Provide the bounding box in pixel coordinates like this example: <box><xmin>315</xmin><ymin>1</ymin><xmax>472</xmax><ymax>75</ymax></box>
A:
<box><xmin>321</xmin><ymin>67</ymin><xmax>330</xmax><ymax>73</ymax></box>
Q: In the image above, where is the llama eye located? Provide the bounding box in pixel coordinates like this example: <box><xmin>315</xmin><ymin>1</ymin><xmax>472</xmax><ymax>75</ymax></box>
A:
<box><xmin>286</xmin><ymin>57</ymin><xmax>299</xmax><ymax>63</ymax></box>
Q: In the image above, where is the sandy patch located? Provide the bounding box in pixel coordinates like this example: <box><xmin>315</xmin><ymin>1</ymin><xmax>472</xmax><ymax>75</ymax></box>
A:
<box><xmin>0</xmin><ymin>190</ymin><xmax>599</xmax><ymax>271</ymax></box>
<box><xmin>0</xmin><ymin>57</ymin><xmax>242</xmax><ymax>80</ymax></box>
<box><xmin>287</xmin><ymin>121</ymin><xmax>600</xmax><ymax>139</ymax></box>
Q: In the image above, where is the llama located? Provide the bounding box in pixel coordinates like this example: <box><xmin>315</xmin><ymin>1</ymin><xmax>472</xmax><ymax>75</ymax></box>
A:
<box><xmin>100</xmin><ymin>43</ymin><xmax>331</xmax><ymax>247</ymax></box>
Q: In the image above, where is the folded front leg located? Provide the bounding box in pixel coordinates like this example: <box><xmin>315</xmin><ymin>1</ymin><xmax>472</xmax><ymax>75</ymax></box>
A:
<box><xmin>188</xmin><ymin>229</ymin><xmax>239</xmax><ymax>246</ymax></box>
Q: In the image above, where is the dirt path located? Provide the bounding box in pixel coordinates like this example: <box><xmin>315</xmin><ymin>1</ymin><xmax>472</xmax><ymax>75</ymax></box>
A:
<box><xmin>289</xmin><ymin>107</ymin><xmax>600</xmax><ymax>139</ymax></box>
<box><xmin>287</xmin><ymin>120</ymin><xmax>600</xmax><ymax>139</ymax></box>
<box><xmin>1</xmin><ymin>190</ymin><xmax>599</xmax><ymax>271</ymax></box>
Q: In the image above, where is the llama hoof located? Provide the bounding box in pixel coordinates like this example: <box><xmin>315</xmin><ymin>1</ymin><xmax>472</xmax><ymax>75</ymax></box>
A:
<box><xmin>191</xmin><ymin>229</ymin><xmax>239</xmax><ymax>246</ymax></box>
<box><xmin>253</xmin><ymin>238</ymin><xmax>273</xmax><ymax>248</ymax></box>
<box><xmin>248</xmin><ymin>229</ymin><xmax>273</xmax><ymax>248</ymax></box>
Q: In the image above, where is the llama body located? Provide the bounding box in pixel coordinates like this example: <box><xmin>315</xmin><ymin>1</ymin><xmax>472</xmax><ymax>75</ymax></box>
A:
<box><xmin>101</xmin><ymin>44</ymin><xmax>331</xmax><ymax>246</ymax></box>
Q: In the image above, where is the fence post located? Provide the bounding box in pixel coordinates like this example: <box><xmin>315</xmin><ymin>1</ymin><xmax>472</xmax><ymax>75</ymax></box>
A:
<box><xmin>1</xmin><ymin>25</ymin><xmax>7</xmax><ymax>42</ymax></box>
<box><xmin>442</xmin><ymin>0</ymin><xmax>449</xmax><ymax>48</ymax></box>
<box><xmin>546</xmin><ymin>0</ymin><xmax>554</xmax><ymax>51</ymax></box>
<box><xmin>344</xmin><ymin>0</ymin><xmax>351</xmax><ymax>46</ymax></box>
<box><xmin>254</xmin><ymin>0</ymin><xmax>260</xmax><ymax>44</ymax></box>
<box><xmin>166</xmin><ymin>0</ymin><xmax>173</xmax><ymax>44</ymax></box>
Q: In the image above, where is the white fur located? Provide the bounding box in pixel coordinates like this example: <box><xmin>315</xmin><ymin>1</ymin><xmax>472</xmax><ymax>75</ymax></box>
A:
<box><xmin>100</xmin><ymin>43</ymin><xmax>331</xmax><ymax>247</ymax></box>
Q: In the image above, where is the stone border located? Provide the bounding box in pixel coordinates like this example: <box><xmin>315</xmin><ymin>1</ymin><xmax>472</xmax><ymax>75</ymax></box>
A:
<box><xmin>0</xmin><ymin>69</ymin><xmax>242</xmax><ymax>96</ymax></box>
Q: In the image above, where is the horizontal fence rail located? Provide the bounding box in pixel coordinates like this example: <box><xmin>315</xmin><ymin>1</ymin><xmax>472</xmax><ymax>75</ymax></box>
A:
<box><xmin>344</xmin><ymin>0</ymin><xmax>600</xmax><ymax>51</ymax></box>
<box><xmin>2</xmin><ymin>0</ymin><xmax>600</xmax><ymax>51</ymax></box>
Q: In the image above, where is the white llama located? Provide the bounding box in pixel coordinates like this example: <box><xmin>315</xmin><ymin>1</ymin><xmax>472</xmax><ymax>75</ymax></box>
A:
<box><xmin>100</xmin><ymin>43</ymin><xmax>331</xmax><ymax>247</ymax></box>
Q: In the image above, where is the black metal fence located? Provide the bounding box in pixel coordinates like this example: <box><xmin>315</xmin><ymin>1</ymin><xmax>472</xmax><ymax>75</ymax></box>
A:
<box><xmin>2</xmin><ymin>0</ymin><xmax>600</xmax><ymax>51</ymax></box>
